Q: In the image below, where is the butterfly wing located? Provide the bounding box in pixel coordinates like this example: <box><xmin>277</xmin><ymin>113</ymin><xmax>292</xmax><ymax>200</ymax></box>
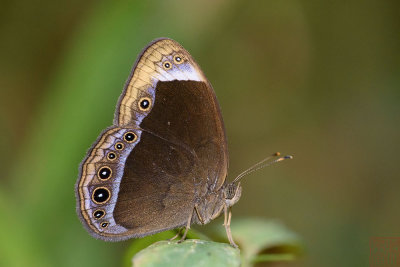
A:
<box><xmin>76</xmin><ymin>38</ymin><xmax>228</xmax><ymax>241</ymax></box>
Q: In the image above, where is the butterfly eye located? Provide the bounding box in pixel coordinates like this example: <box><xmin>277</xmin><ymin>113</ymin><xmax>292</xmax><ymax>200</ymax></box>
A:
<box><xmin>93</xmin><ymin>210</ymin><xmax>105</xmax><ymax>220</ymax></box>
<box><xmin>97</xmin><ymin>166</ymin><xmax>112</xmax><ymax>180</ymax></box>
<box><xmin>173</xmin><ymin>55</ymin><xmax>183</xmax><ymax>64</ymax></box>
<box><xmin>115</xmin><ymin>142</ymin><xmax>124</xmax><ymax>150</ymax></box>
<box><xmin>139</xmin><ymin>97</ymin><xmax>152</xmax><ymax>111</ymax></box>
<box><xmin>107</xmin><ymin>152</ymin><xmax>116</xmax><ymax>161</ymax></box>
<box><xmin>92</xmin><ymin>187</ymin><xmax>111</xmax><ymax>204</ymax></box>
<box><xmin>163</xmin><ymin>61</ymin><xmax>172</xmax><ymax>70</ymax></box>
<box><xmin>100</xmin><ymin>222</ymin><xmax>109</xmax><ymax>228</ymax></box>
<box><xmin>124</xmin><ymin>131</ymin><xmax>137</xmax><ymax>143</ymax></box>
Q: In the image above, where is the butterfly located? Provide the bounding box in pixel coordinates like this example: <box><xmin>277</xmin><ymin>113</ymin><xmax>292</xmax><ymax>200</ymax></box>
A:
<box><xmin>75</xmin><ymin>38</ymin><xmax>290</xmax><ymax>247</ymax></box>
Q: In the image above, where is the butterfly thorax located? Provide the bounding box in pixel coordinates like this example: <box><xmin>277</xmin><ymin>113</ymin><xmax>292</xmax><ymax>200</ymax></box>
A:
<box><xmin>194</xmin><ymin>181</ymin><xmax>242</xmax><ymax>225</ymax></box>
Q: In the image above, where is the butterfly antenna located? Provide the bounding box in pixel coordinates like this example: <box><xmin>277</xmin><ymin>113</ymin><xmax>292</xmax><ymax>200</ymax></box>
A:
<box><xmin>232</xmin><ymin>152</ymin><xmax>293</xmax><ymax>184</ymax></box>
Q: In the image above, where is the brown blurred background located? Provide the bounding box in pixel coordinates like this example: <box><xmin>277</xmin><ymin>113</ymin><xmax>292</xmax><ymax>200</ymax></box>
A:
<box><xmin>1</xmin><ymin>0</ymin><xmax>399</xmax><ymax>266</ymax></box>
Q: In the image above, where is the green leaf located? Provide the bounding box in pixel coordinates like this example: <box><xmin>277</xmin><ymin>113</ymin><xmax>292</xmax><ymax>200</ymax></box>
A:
<box><xmin>123</xmin><ymin>229</ymin><xmax>211</xmax><ymax>267</ymax></box>
<box><xmin>212</xmin><ymin>217</ymin><xmax>303</xmax><ymax>266</ymax></box>
<box><xmin>132</xmin><ymin>240</ymin><xmax>240</xmax><ymax>267</ymax></box>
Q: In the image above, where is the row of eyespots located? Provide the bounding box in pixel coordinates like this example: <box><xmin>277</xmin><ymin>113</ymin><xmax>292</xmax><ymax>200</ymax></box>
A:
<box><xmin>96</xmin><ymin>132</ymin><xmax>138</xmax><ymax>181</ymax></box>
<box><xmin>162</xmin><ymin>54</ymin><xmax>184</xmax><ymax>70</ymax></box>
<box><xmin>93</xmin><ymin>208</ymin><xmax>109</xmax><ymax>229</ymax></box>
<box><xmin>91</xmin><ymin>131</ymin><xmax>138</xmax><ymax>229</ymax></box>
<box><xmin>92</xmin><ymin>209</ymin><xmax>109</xmax><ymax>228</ymax></box>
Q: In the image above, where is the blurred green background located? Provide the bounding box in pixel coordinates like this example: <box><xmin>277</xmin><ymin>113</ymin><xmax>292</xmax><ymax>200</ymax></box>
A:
<box><xmin>1</xmin><ymin>0</ymin><xmax>399</xmax><ymax>266</ymax></box>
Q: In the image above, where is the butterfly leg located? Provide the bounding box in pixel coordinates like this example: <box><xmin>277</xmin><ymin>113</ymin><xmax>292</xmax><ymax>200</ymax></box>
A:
<box><xmin>224</xmin><ymin>204</ymin><xmax>238</xmax><ymax>248</ymax></box>
<box><xmin>195</xmin><ymin>205</ymin><xmax>205</xmax><ymax>224</ymax></box>
<box><xmin>167</xmin><ymin>228</ymin><xmax>183</xmax><ymax>241</ymax></box>
<box><xmin>178</xmin><ymin>210</ymin><xmax>193</xmax><ymax>243</ymax></box>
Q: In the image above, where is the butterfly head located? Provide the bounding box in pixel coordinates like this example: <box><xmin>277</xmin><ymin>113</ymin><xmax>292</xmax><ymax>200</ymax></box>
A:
<box><xmin>223</xmin><ymin>181</ymin><xmax>242</xmax><ymax>208</ymax></box>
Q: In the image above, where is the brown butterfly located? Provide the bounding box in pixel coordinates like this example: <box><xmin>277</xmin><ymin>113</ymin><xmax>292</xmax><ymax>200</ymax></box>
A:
<box><xmin>75</xmin><ymin>38</ymin><xmax>290</xmax><ymax>247</ymax></box>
